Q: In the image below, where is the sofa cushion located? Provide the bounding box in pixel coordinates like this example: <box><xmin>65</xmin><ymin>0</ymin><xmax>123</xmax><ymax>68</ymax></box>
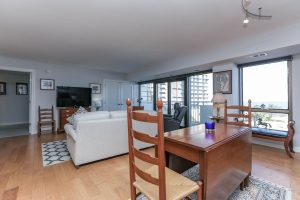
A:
<box><xmin>252</xmin><ymin>127</ymin><xmax>288</xmax><ymax>138</ymax></box>
<box><xmin>73</xmin><ymin>111</ymin><xmax>110</xmax><ymax>130</ymax></box>
<box><xmin>74</xmin><ymin>111</ymin><xmax>110</xmax><ymax>121</ymax></box>
<box><xmin>67</xmin><ymin>106</ymin><xmax>88</xmax><ymax>125</ymax></box>
<box><xmin>110</xmin><ymin>110</ymin><xmax>127</xmax><ymax>119</ymax></box>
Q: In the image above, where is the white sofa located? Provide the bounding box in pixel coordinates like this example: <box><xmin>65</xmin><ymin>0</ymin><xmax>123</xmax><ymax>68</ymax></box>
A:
<box><xmin>64</xmin><ymin>110</ymin><xmax>157</xmax><ymax>167</ymax></box>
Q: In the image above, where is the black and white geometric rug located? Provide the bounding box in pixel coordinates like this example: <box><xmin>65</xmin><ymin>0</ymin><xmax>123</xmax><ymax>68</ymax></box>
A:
<box><xmin>41</xmin><ymin>140</ymin><xmax>71</xmax><ymax>166</ymax></box>
<box><xmin>137</xmin><ymin>164</ymin><xmax>292</xmax><ymax>200</ymax></box>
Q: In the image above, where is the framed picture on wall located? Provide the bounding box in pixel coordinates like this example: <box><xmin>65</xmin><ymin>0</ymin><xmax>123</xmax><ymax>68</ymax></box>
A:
<box><xmin>0</xmin><ymin>82</ymin><xmax>6</xmax><ymax>95</ymax></box>
<box><xmin>40</xmin><ymin>79</ymin><xmax>55</xmax><ymax>90</ymax></box>
<box><xmin>90</xmin><ymin>83</ymin><xmax>101</xmax><ymax>94</ymax></box>
<box><xmin>16</xmin><ymin>83</ymin><xmax>28</xmax><ymax>95</ymax></box>
<box><xmin>213</xmin><ymin>70</ymin><xmax>232</xmax><ymax>94</ymax></box>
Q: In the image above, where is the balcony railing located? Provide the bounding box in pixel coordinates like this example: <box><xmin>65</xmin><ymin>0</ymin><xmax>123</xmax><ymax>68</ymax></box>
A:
<box><xmin>190</xmin><ymin>102</ymin><xmax>213</xmax><ymax>125</ymax></box>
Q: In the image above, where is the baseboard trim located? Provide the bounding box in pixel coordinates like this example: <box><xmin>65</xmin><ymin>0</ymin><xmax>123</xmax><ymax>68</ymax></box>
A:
<box><xmin>294</xmin><ymin>146</ymin><xmax>300</xmax><ymax>153</ymax></box>
<box><xmin>252</xmin><ymin>139</ymin><xmax>300</xmax><ymax>153</ymax></box>
<box><xmin>0</xmin><ymin>122</ymin><xmax>29</xmax><ymax>126</ymax></box>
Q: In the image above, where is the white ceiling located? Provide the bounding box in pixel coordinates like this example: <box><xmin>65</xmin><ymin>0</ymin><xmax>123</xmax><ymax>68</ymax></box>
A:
<box><xmin>0</xmin><ymin>0</ymin><xmax>300</xmax><ymax>73</ymax></box>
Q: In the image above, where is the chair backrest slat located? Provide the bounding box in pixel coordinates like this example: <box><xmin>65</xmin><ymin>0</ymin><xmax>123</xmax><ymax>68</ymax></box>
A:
<box><xmin>227</xmin><ymin>105</ymin><xmax>249</xmax><ymax>110</ymax></box>
<box><xmin>133</xmin><ymin>130</ymin><xmax>158</xmax><ymax>145</ymax></box>
<box><xmin>40</xmin><ymin>108</ymin><xmax>52</xmax><ymax>111</ymax></box>
<box><xmin>133</xmin><ymin>148</ymin><xmax>159</xmax><ymax>165</ymax></box>
<box><xmin>132</xmin><ymin>111</ymin><xmax>158</xmax><ymax>123</ymax></box>
<box><xmin>127</xmin><ymin>98</ymin><xmax>166</xmax><ymax>200</ymax></box>
<box><xmin>133</xmin><ymin>163</ymin><xmax>159</xmax><ymax>185</ymax></box>
<box><xmin>226</xmin><ymin>113</ymin><xmax>249</xmax><ymax>118</ymax></box>
<box><xmin>224</xmin><ymin>99</ymin><xmax>252</xmax><ymax>128</ymax></box>
<box><xmin>226</xmin><ymin>121</ymin><xmax>249</xmax><ymax>127</ymax></box>
<box><xmin>39</xmin><ymin>106</ymin><xmax>54</xmax><ymax>121</ymax></box>
<box><xmin>40</xmin><ymin>115</ymin><xmax>52</xmax><ymax>119</ymax></box>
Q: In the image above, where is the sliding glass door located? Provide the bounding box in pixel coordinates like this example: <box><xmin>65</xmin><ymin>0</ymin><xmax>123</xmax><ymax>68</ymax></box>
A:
<box><xmin>139</xmin><ymin>71</ymin><xmax>213</xmax><ymax>127</ymax></box>
<box><xmin>156</xmin><ymin>82</ymin><xmax>169</xmax><ymax>114</ymax></box>
<box><xmin>155</xmin><ymin>80</ymin><xmax>186</xmax><ymax>116</ymax></box>
<box><xmin>170</xmin><ymin>81</ymin><xmax>185</xmax><ymax>115</ymax></box>
<box><xmin>140</xmin><ymin>83</ymin><xmax>154</xmax><ymax>110</ymax></box>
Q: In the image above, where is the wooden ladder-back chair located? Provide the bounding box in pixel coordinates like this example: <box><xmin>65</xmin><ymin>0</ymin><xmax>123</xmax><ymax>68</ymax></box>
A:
<box><xmin>38</xmin><ymin>106</ymin><xmax>56</xmax><ymax>136</ymax></box>
<box><xmin>224</xmin><ymin>99</ymin><xmax>252</xmax><ymax>128</ymax></box>
<box><xmin>126</xmin><ymin>99</ymin><xmax>202</xmax><ymax>200</ymax></box>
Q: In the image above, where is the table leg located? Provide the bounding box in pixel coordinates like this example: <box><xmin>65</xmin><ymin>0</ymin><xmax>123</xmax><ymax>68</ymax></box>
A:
<box><xmin>199</xmin><ymin>156</ymin><xmax>205</xmax><ymax>199</ymax></box>
<box><xmin>240</xmin><ymin>181</ymin><xmax>245</xmax><ymax>191</ymax></box>
<box><xmin>244</xmin><ymin>173</ymin><xmax>250</xmax><ymax>188</ymax></box>
<box><xmin>165</xmin><ymin>151</ymin><xmax>169</xmax><ymax>167</ymax></box>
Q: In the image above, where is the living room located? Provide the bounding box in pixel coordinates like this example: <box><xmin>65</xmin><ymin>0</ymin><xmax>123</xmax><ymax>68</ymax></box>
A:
<box><xmin>0</xmin><ymin>0</ymin><xmax>300</xmax><ymax>199</ymax></box>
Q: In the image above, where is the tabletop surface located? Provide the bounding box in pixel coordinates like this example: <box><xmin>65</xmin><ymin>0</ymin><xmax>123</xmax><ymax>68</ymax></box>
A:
<box><xmin>164</xmin><ymin>123</ymin><xmax>251</xmax><ymax>151</ymax></box>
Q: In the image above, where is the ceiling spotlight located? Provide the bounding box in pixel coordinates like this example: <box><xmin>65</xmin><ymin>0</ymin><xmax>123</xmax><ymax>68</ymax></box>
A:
<box><xmin>243</xmin><ymin>16</ymin><xmax>250</xmax><ymax>24</ymax></box>
<box><xmin>241</xmin><ymin>0</ymin><xmax>272</xmax><ymax>22</ymax></box>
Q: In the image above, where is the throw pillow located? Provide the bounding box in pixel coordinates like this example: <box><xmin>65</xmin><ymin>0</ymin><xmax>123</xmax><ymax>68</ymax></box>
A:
<box><xmin>67</xmin><ymin>107</ymin><xmax>88</xmax><ymax>125</ymax></box>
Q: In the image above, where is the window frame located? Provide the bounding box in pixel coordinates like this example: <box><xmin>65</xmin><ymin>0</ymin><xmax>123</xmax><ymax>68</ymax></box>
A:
<box><xmin>238</xmin><ymin>56</ymin><xmax>293</xmax><ymax>127</ymax></box>
<box><xmin>139</xmin><ymin>82</ymin><xmax>154</xmax><ymax>108</ymax></box>
<box><xmin>138</xmin><ymin>70</ymin><xmax>212</xmax><ymax>127</ymax></box>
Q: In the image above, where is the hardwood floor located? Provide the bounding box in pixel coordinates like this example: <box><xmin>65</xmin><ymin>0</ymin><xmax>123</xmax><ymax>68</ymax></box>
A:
<box><xmin>0</xmin><ymin>133</ymin><xmax>299</xmax><ymax>200</ymax></box>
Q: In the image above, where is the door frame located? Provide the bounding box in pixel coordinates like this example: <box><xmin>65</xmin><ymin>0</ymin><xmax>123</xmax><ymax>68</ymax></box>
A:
<box><xmin>0</xmin><ymin>66</ymin><xmax>36</xmax><ymax>135</ymax></box>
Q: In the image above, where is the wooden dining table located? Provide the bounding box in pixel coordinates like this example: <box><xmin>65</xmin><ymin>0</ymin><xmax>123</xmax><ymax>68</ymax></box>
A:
<box><xmin>164</xmin><ymin>123</ymin><xmax>252</xmax><ymax>200</ymax></box>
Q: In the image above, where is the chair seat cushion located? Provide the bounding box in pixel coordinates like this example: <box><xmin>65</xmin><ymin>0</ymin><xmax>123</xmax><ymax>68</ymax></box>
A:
<box><xmin>134</xmin><ymin>165</ymin><xmax>199</xmax><ymax>200</ymax></box>
<box><xmin>252</xmin><ymin>127</ymin><xmax>288</xmax><ymax>138</ymax></box>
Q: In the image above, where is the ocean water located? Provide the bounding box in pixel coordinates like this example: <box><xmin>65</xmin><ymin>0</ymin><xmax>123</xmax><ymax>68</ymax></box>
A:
<box><xmin>243</xmin><ymin>101</ymin><xmax>288</xmax><ymax>109</ymax></box>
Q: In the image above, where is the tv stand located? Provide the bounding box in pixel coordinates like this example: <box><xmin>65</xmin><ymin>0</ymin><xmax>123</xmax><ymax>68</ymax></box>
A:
<box><xmin>57</xmin><ymin>107</ymin><xmax>90</xmax><ymax>133</ymax></box>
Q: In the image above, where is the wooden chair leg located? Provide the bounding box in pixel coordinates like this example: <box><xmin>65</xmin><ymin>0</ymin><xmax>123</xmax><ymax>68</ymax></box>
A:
<box><xmin>197</xmin><ymin>181</ymin><xmax>203</xmax><ymax>200</ymax></box>
<box><xmin>38</xmin><ymin>123</ymin><xmax>41</xmax><ymax>136</ymax></box>
<box><xmin>289</xmin><ymin>139</ymin><xmax>295</xmax><ymax>153</ymax></box>
<box><xmin>52</xmin><ymin>122</ymin><xmax>56</xmax><ymax>134</ymax></box>
<box><xmin>130</xmin><ymin>185</ymin><xmax>136</xmax><ymax>200</ymax></box>
<box><xmin>284</xmin><ymin>141</ymin><xmax>294</xmax><ymax>159</ymax></box>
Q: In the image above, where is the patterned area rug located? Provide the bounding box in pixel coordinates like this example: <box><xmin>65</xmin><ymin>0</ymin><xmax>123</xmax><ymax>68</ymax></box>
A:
<box><xmin>137</xmin><ymin>164</ymin><xmax>291</xmax><ymax>200</ymax></box>
<box><xmin>41</xmin><ymin>140</ymin><xmax>71</xmax><ymax>166</ymax></box>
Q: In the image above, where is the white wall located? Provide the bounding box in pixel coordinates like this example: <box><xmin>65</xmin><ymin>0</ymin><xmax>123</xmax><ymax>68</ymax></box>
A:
<box><xmin>212</xmin><ymin>63</ymin><xmax>239</xmax><ymax>116</ymax></box>
<box><xmin>0</xmin><ymin>71</ymin><xmax>30</xmax><ymax>125</ymax></box>
<box><xmin>0</xmin><ymin>56</ymin><xmax>126</xmax><ymax>134</ymax></box>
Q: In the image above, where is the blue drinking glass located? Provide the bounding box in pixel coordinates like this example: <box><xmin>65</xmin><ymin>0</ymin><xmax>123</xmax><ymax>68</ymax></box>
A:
<box><xmin>205</xmin><ymin>121</ymin><xmax>215</xmax><ymax>130</ymax></box>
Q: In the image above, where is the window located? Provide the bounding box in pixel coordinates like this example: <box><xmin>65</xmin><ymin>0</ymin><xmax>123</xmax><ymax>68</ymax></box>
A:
<box><xmin>170</xmin><ymin>81</ymin><xmax>185</xmax><ymax>115</ymax></box>
<box><xmin>241</xmin><ymin>59</ymin><xmax>291</xmax><ymax>131</ymax></box>
<box><xmin>189</xmin><ymin>73</ymin><xmax>213</xmax><ymax>125</ymax></box>
<box><xmin>138</xmin><ymin>70</ymin><xmax>213</xmax><ymax>127</ymax></box>
<box><xmin>140</xmin><ymin>83</ymin><xmax>154</xmax><ymax>110</ymax></box>
<box><xmin>156</xmin><ymin>82</ymin><xmax>169</xmax><ymax>114</ymax></box>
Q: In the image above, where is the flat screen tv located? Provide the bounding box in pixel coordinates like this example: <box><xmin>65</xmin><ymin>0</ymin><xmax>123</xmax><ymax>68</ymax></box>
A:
<box><xmin>56</xmin><ymin>86</ymin><xmax>91</xmax><ymax>107</ymax></box>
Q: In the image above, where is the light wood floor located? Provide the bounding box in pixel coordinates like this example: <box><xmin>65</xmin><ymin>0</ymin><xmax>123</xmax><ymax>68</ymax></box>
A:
<box><xmin>0</xmin><ymin>134</ymin><xmax>299</xmax><ymax>200</ymax></box>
